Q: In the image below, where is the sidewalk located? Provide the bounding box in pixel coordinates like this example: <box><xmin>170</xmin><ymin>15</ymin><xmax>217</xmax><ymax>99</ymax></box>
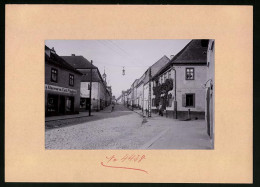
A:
<box><xmin>45</xmin><ymin>112</ymin><xmax>91</xmax><ymax>122</ymax></box>
<box><xmin>138</xmin><ymin>115</ymin><xmax>213</xmax><ymax>149</ymax></box>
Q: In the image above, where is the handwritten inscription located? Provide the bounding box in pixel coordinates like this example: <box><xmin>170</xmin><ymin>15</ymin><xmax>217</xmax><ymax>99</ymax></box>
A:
<box><xmin>106</xmin><ymin>154</ymin><xmax>146</xmax><ymax>163</ymax></box>
<box><xmin>101</xmin><ymin>154</ymin><xmax>148</xmax><ymax>174</ymax></box>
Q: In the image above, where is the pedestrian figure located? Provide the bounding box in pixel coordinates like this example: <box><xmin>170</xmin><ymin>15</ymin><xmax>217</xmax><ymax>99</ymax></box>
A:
<box><xmin>159</xmin><ymin>104</ymin><xmax>163</xmax><ymax>116</ymax></box>
<box><xmin>111</xmin><ymin>103</ymin><xmax>115</xmax><ymax>112</ymax></box>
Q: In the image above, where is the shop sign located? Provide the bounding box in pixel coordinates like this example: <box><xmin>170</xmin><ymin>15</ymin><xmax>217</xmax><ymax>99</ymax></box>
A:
<box><xmin>45</xmin><ymin>84</ymin><xmax>77</xmax><ymax>94</ymax></box>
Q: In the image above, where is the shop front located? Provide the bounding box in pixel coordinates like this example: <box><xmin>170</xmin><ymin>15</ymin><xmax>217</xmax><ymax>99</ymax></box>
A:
<box><xmin>45</xmin><ymin>84</ymin><xmax>79</xmax><ymax>116</ymax></box>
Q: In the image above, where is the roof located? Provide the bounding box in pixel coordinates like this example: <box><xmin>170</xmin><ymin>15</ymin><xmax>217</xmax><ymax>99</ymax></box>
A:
<box><xmin>45</xmin><ymin>46</ymin><xmax>82</xmax><ymax>75</ymax></box>
<box><xmin>152</xmin><ymin>40</ymin><xmax>208</xmax><ymax>79</ymax></box>
<box><xmin>61</xmin><ymin>55</ymin><xmax>97</xmax><ymax>69</ymax></box>
<box><xmin>172</xmin><ymin>39</ymin><xmax>208</xmax><ymax>64</ymax></box>
<box><xmin>79</xmin><ymin>69</ymin><xmax>103</xmax><ymax>82</ymax></box>
<box><xmin>143</xmin><ymin>55</ymin><xmax>170</xmax><ymax>84</ymax></box>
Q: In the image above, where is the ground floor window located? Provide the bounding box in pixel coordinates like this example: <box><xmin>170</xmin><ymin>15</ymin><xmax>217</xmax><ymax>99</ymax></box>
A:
<box><xmin>182</xmin><ymin>93</ymin><xmax>195</xmax><ymax>107</ymax></box>
<box><xmin>66</xmin><ymin>97</ymin><xmax>74</xmax><ymax>112</ymax></box>
<box><xmin>152</xmin><ymin>98</ymin><xmax>155</xmax><ymax>106</ymax></box>
<box><xmin>47</xmin><ymin>94</ymin><xmax>58</xmax><ymax>113</ymax></box>
<box><xmin>80</xmin><ymin>98</ymin><xmax>86</xmax><ymax>109</ymax></box>
<box><xmin>46</xmin><ymin>94</ymin><xmax>75</xmax><ymax>115</ymax></box>
<box><xmin>167</xmin><ymin>93</ymin><xmax>173</xmax><ymax>107</ymax></box>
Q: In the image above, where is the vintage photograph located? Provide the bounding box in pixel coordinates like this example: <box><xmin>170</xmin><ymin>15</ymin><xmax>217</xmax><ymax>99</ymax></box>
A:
<box><xmin>45</xmin><ymin>39</ymin><xmax>215</xmax><ymax>150</ymax></box>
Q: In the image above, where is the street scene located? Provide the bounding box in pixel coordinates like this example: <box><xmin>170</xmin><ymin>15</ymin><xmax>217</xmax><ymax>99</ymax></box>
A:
<box><xmin>45</xmin><ymin>39</ymin><xmax>215</xmax><ymax>149</ymax></box>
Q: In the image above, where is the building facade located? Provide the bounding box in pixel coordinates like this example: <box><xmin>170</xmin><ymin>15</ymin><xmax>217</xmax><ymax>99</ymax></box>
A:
<box><xmin>61</xmin><ymin>55</ymin><xmax>111</xmax><ymax>112</ymax></box>
<box><xmin>45</xmin><ymin>46</ymin><xmax>82</xmax><ymax>116</ymax></box>
<box><xmin>152</xmin><ymin>40</ymin><xmax>209</xmax><ymax>119</ymax></box>
<box><xmin>142</xmin><ymin>55</ymin><xmax>170</xmax><ymax>112</ymax></box>
<box><xmin>205</xmin><ymin>39</ymin><xmax>215</xmax><ymax>144</ymax></box>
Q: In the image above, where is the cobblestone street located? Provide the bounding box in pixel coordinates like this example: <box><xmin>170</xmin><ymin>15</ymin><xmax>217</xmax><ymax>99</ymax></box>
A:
<box><xmin>45</xmin><ymin>104</ymin><xmax>212</xmax><ymax>149</ymax></box>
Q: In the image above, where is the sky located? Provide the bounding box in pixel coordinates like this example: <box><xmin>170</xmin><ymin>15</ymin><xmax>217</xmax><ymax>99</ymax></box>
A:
<box><xmin>45</xmin><ymin>39</ymin><xmax>191</xmax><ymax>98</ymax></box>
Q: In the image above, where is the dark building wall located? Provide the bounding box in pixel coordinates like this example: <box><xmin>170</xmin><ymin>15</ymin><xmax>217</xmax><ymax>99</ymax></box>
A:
<box><xmin>45</xmin><ymin>63</ymin><xmax>81</xmax><ymax>116</ymax></box>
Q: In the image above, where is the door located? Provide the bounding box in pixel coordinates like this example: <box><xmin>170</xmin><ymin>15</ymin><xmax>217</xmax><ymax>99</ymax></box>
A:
<box><xmin>206</xmin><ymin>88</ymin><xmax>210</xmax><ymax>136</ymax></box>
<box><xmin>59</xmin><ymin>95</ymin><xmax>65</xmax><ymax>114</ymax></box>
<box><xmin>65</xmin><ymin>96</ymin><xmax>74</xmax><ymax>114</ymax></box>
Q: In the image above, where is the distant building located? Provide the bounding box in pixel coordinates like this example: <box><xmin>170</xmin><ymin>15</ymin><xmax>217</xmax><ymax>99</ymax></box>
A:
<box><xmin>112</xmin><ymin>95</ymin><xmax>116</xmax><ymax>104</ymax></box>
<box><xmin>106</xmin><ymin>86</ymin><xmax>112</xmax><ymax>106</ymax></box>
<box><xmin>143</xmin><ymin>55</ymin><xmax>170</xmax><ymax>112</ymax></box>
<box><xmin>45</xmin><ymin>46</ymin><xmax>82</xmax><ymax>116</ymax></box>
<box><xmin>130</xmin><ymin>79</ymin><xmax>139</xmax><ymax>107</ymax></box>
<box><xmin>136</xmin><ymin>74</ymin><xmax>145</xmax><ymax>109</ymax></box>
<box><xmin>61</xmin><ymin>55</ymin><xmax>111</xmax><ymax>111</ymax></box>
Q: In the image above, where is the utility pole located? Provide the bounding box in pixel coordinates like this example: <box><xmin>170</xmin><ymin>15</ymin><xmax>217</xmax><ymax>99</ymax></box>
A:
<box><xmin>172</xmin><ymin>65</ymin><xmax>177</xmax><ymax>119</ymax></box>
<box><xmin>148</xmin><ymin>67</ymin><xmax>152</xmax><ymax>117</ymax></box>
<box><xmin>89</xmin><ymin>60</ymin><xmax>93</xmax><ymax>116</ymax></box>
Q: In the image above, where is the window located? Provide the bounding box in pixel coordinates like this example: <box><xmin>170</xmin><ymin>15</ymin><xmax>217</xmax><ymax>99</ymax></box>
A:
<box><xmin>80</xmin><ymin>98</ymin><xmax>86</xmax><ymax>109</ymax></box>
<box><xmin>168</xmin><ymin>71</ymin><xmax>171</xmax><ymax>78</ymax></box>
<box><xmin>51</xmin><ymin>68</ymin><xmax>58</xmax><ymax>82</ymax></box>
<box><xmin>88</xmin><ymin>83</ymin><xmax>91</xmax><ymax>90</ymax></box>
<box><xmin>167</xmin><ymin>94</ymin><xmax>173</xmax><ymax>107</ymax></box>
<box><xmin>152</xmin><ymin>98</ymin><xmax>155</xmax><ymax>107</ymax></box>
<box><xmin>164</xmin><ymin>73</ymin><xmax>167</xmax><ymax>81</ymax></box>
<box><xmin>66</xmin><ymin>97</ymin><xmax>74</xmax><ymax>112</ymax></box>
<box><xmin>182</xmin><ymin>93</ymin><xmax>195</xmax><ymax>107</ymax></box>
<box><xmin>186</xmin><ymin>68</ymin><xmax>194</xmax><ymax>80</ymax></box>
<box><xmin>69</xmin><ymin>74</ymin><xmax>74</xmax><ymax>86</ymax></box>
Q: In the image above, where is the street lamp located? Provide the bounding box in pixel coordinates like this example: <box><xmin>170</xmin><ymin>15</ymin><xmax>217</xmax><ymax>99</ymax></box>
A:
<box><xmin>172</xmin><ymin>65</ymin><xmax>177</xmax><ymax>119</ymax></box>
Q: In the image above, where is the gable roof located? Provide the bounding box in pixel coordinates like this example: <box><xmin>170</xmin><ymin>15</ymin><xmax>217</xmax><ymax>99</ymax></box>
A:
<box><xmin>152</xmin><ymin>40</ymin><xmax>209</xmax><ymax>80</ymax></box>
<box><xmin>143</xmin><ymin>55</ymin><xmax>170</xmax><ymax>84</ymax></box>
<box><xmin>79</xmin><ymin>69</ymin><xmax>103</xmax><ymax>82</ymax></box>
<box><xmin>45</xmin><ymin>45</ymin><xmax>82</xmax><ymax>75</ymax></box>
<box><xmin>172</xmin><ymin>39</ymin><xmax>208</xmax><ymax>64</ymax></box>
<box><xmin>61</xmin><ymin>55</ymin><xmax>97</xmax><ymax>69</ymax></box>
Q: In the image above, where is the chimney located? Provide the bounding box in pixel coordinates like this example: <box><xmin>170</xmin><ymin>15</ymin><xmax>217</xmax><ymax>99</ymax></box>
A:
<box><xmin>71</xmin><ymin>54</ymin><xmax>75</xmax><ymax>56</ymax></box>
<box><xmin>50</xmin><ymin>47</ymin><xmax>56</xmax><ymax>54</ymax></box>
<box><xmin>170</xmin><ymin>55</ymin><xmax>175</xmax><ymax>59</ymax></box>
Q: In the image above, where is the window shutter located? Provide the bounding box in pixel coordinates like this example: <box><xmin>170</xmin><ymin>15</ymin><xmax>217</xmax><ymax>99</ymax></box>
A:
<box><xmin>182</xmin><ymin>94</ymin><xmax>186</xmax><ymax>107</ymax></box>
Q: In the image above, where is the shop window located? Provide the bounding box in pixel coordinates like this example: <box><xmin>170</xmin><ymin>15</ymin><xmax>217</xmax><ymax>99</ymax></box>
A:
<box><xmin>186</xmin><ymin>68</ymin><xmax>194</xmax><ymax>80</ymax></box>
<box><xmin>51</xmin><ymin>68</ymin><xmax>58</xmax><ymax>82</ymax></box>
<box><xmin>182</xmin><ymin>93</ymin><xmax>195</xmax><ymax>107</ymax></box>
<box><xmin>69</xmin><ymin>74</ymin><xmax>74</xmax><ymax>86</ymax></box>
<box><xmin>66</xmin><ymin>97</ymin><xmax>74</xmax><ymax>112</ymax></box>
<box><xmin>47</xmin><ymin>94</ymin><xmax>58</xmax><ymax>113</ymax></box>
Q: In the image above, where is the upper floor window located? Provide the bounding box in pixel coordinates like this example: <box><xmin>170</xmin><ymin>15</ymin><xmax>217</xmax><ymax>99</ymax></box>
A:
<box><xmin>164</xmin><ymin>73</ymin><xmax>167</xmax><ymax>81</ymax></box>
<box><xmin>51</xmin><ymin>68</ymin><xmax>58</xmax><ymax>82</ymax></box>
<box><xmin>168</xmin><ymin>71</ymin><xmax>171</xmax><ymax>78</ymax></box>
<box><xmin>69</xmin><ymin>74</ymin><xmax>74</xmax><ymax>86</ymax></box>
<box><xmin>186</xmin><ymin>68</ymin><xmax>194</xmax><ymax>80</ymax></box>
